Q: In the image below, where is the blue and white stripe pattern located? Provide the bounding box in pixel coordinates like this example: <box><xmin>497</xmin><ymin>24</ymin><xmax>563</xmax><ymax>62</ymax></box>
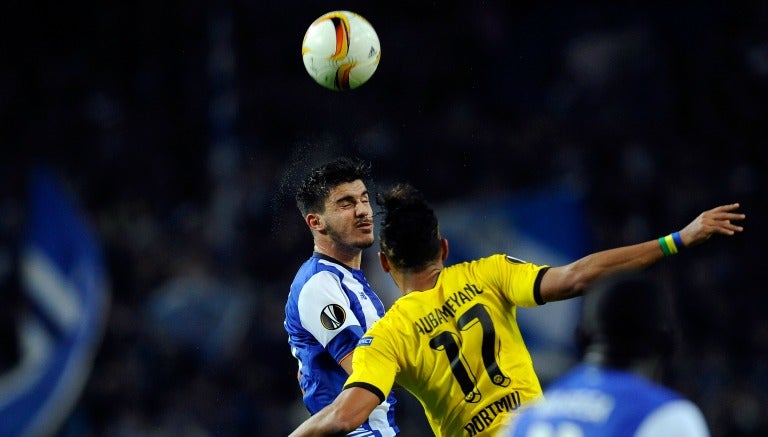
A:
<box><xmin>285</xmin><ymin>252</ymin><xmax>397</xmax><ymax>436</ymax></box>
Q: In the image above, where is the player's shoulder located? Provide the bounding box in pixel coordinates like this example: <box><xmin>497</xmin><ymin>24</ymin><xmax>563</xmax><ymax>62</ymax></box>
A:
<box><xmin>635</xmin><ymin>398</ymin><xmax>709</xmax><ymax>437</ymax></box>
<box><xmin>300</xmin><ymin>254</ymin><xmax>343</xmax><ymax>274</ymax></box>
<box><xmin>368</xmin><ymin>298</ymin><xmax>414</xmax><ymax>332</ymax></box>
<box><xmin>472</xmin><ymin>253</ymin><xmax>531</xmax><ymax>266</ymax></box>
<box><xmin>292</xmin><ymin>257</ymin><xmax>342</xmax><ymax>287</ymax></box>
<box><xmin>288</xmin><ymin>265</ymin><xmax>345</xmax><ymax>312</ymax></box>
<box><xmin>446</xmin><ymin>254</ymin><xmax>532</xmax><ymax>274</ymax></box>
<box><xmin>377</xmin><ymin>297</ymin><xmax>412</xmax><ymax>321</ymax></box>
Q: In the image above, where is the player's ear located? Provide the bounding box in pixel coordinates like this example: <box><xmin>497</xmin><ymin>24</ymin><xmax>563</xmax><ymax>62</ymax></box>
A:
<box><xmin>379</xmin><ymin>251</ymin><xmax>391</xmax><ymax>272</ymax></box>
<box><xmin>440</xmin><ymin>238</ymin><xmax>449</xmax><ymax>261</ymax></box>
<box><xmin>306</xmin><ymin>213</ymin><xmax>324</xmax><ymax>232</ymax></box>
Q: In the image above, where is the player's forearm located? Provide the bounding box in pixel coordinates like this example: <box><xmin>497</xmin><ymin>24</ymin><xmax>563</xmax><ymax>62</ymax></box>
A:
<box><xmin>288</xmin><ymin>409</ymin><xmax>355</xmax><ymax>437</ymax></box>
<box><xmin>289</xmin><ymin>388</ymin><xmax>376</xmax><ymax>437</ymax></box>
<box><xmin>541</xmin><ymin>240</ymin><xmax>663</xmax><ymax>302</ymax></box>
<box><xmin>571</xmin><ymin>239</ymin><xmax>663</xmax><ymax>282</ymax></box>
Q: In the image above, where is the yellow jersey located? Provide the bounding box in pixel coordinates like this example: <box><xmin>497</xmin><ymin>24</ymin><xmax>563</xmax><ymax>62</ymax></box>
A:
<box><xmin>345</xmin><ymin>254</ymin><xmax>549</xmax><ymax>437</ymax></box>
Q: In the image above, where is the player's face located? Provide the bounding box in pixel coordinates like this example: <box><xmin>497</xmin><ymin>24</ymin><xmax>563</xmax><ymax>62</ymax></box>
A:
<box><xmin>321</xmin><ymin>180</ymin><xmax>374</xmax><ymax>250</ymax></box>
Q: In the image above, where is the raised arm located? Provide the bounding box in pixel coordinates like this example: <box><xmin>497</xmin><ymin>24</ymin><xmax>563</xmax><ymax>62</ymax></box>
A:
<box><xmin>288</xmin><ymin>387</ymin><xmax>381</xmax><ymax>437</ymax></box>
<box><xmin>540</xmin><ymin>203</ymin><xmax>745</xmax><ymax>302</ymax></box>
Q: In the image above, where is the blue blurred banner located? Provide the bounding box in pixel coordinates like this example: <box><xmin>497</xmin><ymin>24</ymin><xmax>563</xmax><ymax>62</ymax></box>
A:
<box><xmin>439</xmin><ymin>188</ymin><xmax>590</xmax><ymax>266</ymax></box>
<box><xmin>0</xmin><ymin>167</ymin><xmax>110</xmax><ymax>437</ymax></box>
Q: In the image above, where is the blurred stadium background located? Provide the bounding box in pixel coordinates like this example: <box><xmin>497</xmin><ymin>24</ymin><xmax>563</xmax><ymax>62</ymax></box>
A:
<box><xmin>1</xmin><ymin>1</ymin><xmax>766</xmax><ymax>436</ymax></box>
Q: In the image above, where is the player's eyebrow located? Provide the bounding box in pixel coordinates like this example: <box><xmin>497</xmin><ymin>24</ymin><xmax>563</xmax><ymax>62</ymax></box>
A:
<box><xmin>335</xmin><ymin>195</ymin><xmax>355</xmax><ymax>205</ymax></box>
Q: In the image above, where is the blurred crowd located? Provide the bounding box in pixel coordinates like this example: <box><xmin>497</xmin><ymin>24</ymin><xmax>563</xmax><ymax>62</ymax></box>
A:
<box><xmin>2</xmin><ymin>2</ymin><xmax>767</xmax><ymax>436</ymax></box>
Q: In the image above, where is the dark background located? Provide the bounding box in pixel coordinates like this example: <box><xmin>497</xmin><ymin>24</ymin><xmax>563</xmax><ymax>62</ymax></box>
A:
<box><xmin>1</xmin><ymin>1</ymin><xmax>766</xmax><ymax>435</ymax></box>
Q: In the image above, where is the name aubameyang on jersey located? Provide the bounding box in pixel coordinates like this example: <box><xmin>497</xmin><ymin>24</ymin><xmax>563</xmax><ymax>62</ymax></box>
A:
<box><xmin>414</xmin><ymin>283</ymin><xmax>483</xmax><ymax>335</ymax></box>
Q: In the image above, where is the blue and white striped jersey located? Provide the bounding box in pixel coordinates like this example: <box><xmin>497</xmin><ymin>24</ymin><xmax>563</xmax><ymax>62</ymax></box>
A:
<box><xmin>285</xmin><ymin>252</ymin><xmax>398</xmax><ymax>436</ymax></box>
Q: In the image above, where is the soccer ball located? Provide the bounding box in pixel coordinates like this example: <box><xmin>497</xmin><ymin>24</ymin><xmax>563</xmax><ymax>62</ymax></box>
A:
<box><xmin>301</xmin><ymin>11</ymin><xmax>381</xmax><ymax>91</ymax></box>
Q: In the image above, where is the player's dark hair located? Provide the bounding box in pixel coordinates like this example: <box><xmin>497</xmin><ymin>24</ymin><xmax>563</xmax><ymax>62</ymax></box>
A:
<box><xmin>575</xmin><ymin>272</ymin><xmax>678</xmax><ymax>368</ymax></box>
<box><xmin>377</xmin><ymin>183</ymin><xmax>441</xmax><ymax>272</ymax></box>
<box><xmin>295</xmin><ymin>157</ymin><xmax>371</xmax><ymax>216</ymax></box>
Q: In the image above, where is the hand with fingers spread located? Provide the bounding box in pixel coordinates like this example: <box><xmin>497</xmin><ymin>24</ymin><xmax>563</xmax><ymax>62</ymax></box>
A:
<box><xmin>679</xmin><ymin>203</ymin><xmax>745</xmax><ymax>247</ymax></box>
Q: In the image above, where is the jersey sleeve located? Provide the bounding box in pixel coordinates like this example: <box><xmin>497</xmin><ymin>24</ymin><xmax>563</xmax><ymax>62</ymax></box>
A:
<box><xmin>297</xmin><ymin>271</ymin><xmax>365</xmax><ymax>362</ymax></box>
<box><xmin>343</xmin><ymin>318</ymin><xmax>400</xmax><ymax>403</ymax></box>
<box><xmin>481</xmin><ymin>254</ymin><xmax>549</xmax><ymax>307</ymax></box>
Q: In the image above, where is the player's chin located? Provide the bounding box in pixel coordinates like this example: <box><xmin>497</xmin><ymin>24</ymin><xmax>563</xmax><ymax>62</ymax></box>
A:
<box><xmin>355</xmin><ymin>234</ymin><xmax>375</xmax><ymax>249</ymax></box>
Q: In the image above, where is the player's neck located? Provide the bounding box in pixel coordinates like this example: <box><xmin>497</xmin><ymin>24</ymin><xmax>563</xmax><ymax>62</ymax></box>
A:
<box><xmin>314</xmin><ymin>243</ymin><xmax>363</xmax><ymax>270</ymax></box>
<box><xmin>396</xmin><ymin>262</ymin><xmax>443</xmax><ymax>295</ymax></box>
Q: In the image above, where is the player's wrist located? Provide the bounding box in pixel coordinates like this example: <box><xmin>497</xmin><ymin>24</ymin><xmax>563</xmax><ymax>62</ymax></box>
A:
<box><xmin>658</xmin><ymin>232</ymin><xmax>684</xmax><ymax>256</ymax></box>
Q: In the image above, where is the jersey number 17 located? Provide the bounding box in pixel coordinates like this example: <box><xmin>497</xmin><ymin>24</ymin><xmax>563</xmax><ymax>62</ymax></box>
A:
<box><xmin>429</xmin><ymin>303</ymin><xmax>511</xmax><ymax>403</ymax></box>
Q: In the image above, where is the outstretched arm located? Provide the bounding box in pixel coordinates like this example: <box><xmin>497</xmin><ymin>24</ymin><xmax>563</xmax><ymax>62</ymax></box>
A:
<box><xmin>540</xmin><ymin>203</ymin><xmax>745</xmax><ymax>302</ymax></box>
<box><xmin>288</xmin><ymin>387</ymin><xmax>381</xmax><ymax>437</ymax></box>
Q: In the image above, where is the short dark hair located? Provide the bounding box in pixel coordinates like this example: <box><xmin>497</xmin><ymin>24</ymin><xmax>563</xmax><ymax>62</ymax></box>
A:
<box><xmin>576</xmin><ymin>272</ymin><xmax>678</xmax><ymax>367</ymax></box>
<box><xmin>377</xmin><ymin>183</ymin><xmax>441</xmax><ymax>272</ymax></box>
<box><xmin>295</xmin><ymin>157</ymin><xmax>371</xmax><ymax>216</ymax></box>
